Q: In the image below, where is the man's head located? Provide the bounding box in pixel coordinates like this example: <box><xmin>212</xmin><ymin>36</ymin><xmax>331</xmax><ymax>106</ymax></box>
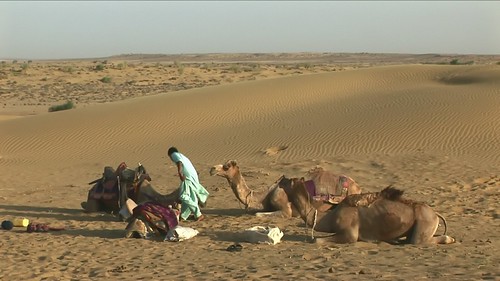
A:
<box><xmin>168</xmin><ymin>146</ymin><xmax>179</xmax><ymax>161</ymax></box>
<box><xmin>168</xmin><ymin>146</ymin><xmax>178</xmax><ymax>157</ymax></box>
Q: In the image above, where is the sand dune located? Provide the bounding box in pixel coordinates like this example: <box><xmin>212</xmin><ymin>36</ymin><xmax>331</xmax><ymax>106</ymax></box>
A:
<box><xmin>1</xmin><ymin>64</ymin><xmax>499</xmax><ymax>167</ymax></box>
<box><xmin>0</xmin><ymin>63</ymin><xmax>499</xmax><ymax>280</ymax></box>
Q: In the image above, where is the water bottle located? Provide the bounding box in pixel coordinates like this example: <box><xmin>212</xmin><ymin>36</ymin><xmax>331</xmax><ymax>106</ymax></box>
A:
<box><xmin>13</xmin><ymin>218</ymin><xmax>30</xmax><ymax>227</ymax></box>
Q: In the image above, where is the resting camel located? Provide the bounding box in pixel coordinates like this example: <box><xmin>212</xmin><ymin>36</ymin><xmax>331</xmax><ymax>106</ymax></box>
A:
<box><xmin>209</xmin><ymin>160</ymin><xmax>361</xmax><ymax>218</ymax></box>
<box><xmin>82</xmin><ymin>162</ymin><xmax>179</xmax><ymax>214</ymax></box>
<box><xmin>288</xmin><ymin>177</ymin><xmax>456</xmax><ymax>244</ymax></box>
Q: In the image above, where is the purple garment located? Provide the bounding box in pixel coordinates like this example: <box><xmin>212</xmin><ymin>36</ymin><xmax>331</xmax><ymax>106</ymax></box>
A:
<box><xmin>133</xmin><ymin>202</ymin><xmax>179</xmax><ymax>231</ymax></box>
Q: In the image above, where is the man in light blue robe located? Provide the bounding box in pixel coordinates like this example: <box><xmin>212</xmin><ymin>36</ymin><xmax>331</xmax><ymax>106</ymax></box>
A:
<box><xmin>168</xmin><ymin>147</ymin><xmax>209</xmax><ymax>221</ymax></box>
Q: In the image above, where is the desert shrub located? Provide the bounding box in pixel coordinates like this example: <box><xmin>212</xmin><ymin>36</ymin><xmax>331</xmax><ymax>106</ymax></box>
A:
<box><xmin>302</xmin><ymin>63</ymin><xmax>312</xmax><ymax>69</ymax></box>
<box><xmin>229</xmin><ymin>64</ymin><xmax>241</xmax><ymax>73</ymax></box>
<box><xmin>450</xmin><ymin>59</ymin><xmax>474</xmax><ymax>65</ymax></box>
<box><xmin>249</xmin><ymin>63</ymin><xmax>260</xmax><ymax>70</ymax></box>
<box><xmin>95</xmin><ymin>64</ymin><xmax>105</xmax><ymax>71</ymax></box>
<box><xmin>177</xmin><ymin>65</ymin><xmax>184</xmax><ymax>75</ymax></box>
<box><xmin>100</xmin><ymin>76</ymin><xmax>112</xmax><ymax>83</ymax></box>
<box><xmin>117</xmin><ymin>62</ymin><xmax>127</xmax><ymax>70</ymax></box>
<box><xmin>61</xmin><ymin>66</ymin><xmax>74</xmax><ymax>73</ymax></box>
<box><xmin>171</xmin><ymin>61</ymin><xmax>184</xmax><ymax>75</ymax></box>
<box><xmin>48</xmin><ymin>101</ymin><xmax>75</xmax><ymax>112</ymax></box>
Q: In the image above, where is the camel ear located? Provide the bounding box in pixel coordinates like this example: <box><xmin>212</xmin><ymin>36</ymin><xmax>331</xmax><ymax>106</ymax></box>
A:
<box><xmin>230</xmin><ymin>160</ymin><xmax>238</xmax><ymax>167</ymax></box>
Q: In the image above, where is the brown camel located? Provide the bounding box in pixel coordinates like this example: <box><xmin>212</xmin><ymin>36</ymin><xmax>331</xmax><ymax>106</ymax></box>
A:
<box><xmin>209</xmin><ymin>160</ymin><xmax>361</xmax><ymax>218</ymax></box>
<box><xmin>82</xmin><ymin>162</ymin><xmax>179</xmax><ymax>214</ymax></box>
<box><xmin>288</xmin><ymin>177</ymin><xmax>456</xmax><ymax>244</ymax></box>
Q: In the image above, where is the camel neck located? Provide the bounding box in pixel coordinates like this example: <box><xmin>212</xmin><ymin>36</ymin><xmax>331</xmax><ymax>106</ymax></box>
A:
<box><xmin>292</xmin><ymin>190</ymin><xmax>317</xmax><ymax>227</ymax></box>
<box><xmin>228</xmin><ymin>172</ymin><xmax>254</xmax><ymax>207</ymax></box>
<box><xmin>303</xmin><ymin>204</ymin><xmax>317</xmax><ymax>227</ymax></box>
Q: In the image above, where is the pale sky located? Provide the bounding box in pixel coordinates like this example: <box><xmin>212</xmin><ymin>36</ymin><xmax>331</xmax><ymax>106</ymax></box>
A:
<box><xmin>1</xmin><ymin>1</ymin><xmax>499</xmax><ymax>60</ymax></box>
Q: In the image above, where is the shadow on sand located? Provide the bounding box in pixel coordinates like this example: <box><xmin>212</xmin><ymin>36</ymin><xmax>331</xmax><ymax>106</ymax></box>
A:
<box><xmin>202</xmin><ymin>208</ymin><xmax>246</xmax><ymax>217</ymax></box>
<box><xmin>0</xmin><ymin>204</ymin><xmax>119</xmax><ymax>222</ymax></box>
<box><xmin>49</xmin><ymin>228</ymin><xmax>126</xmax><ymax>239</ymax></box>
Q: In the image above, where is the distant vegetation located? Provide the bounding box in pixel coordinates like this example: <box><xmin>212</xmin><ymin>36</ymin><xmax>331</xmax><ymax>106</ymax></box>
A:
<box><xmin>228</xmin><ymin>64</ymin><xmax>241</xmax><ymax>73</ymax></box>
<box><xmin>422</xmin><ymin>59</ymin><xmax>475</xmax><ymax>66</ymax></box>
<box><xmin>116</xmin><ymin>62</ymin><xmax>127</xmax><ymax>70</ymax></box>
<box><xmin>173</xmin><ymin>60</ymin><xmax>184</xmax><ymax>75</ymax></box>
<box><xmin>48</xmin><ymin>101</ymin><xmax>75</xmax><ymax>112</ymax></box>
<box><xmin>60</xmin><ymin>66</ymin><xmax>75</xmax><ymax>73</ymax></box>
<box><xmin>450</xmin><ymin>59</ymin><xmax>474</xmax><ymax>65</ymax></box>
<box><xmin>100</xmin><ymin>76</ymin><xmax>112</xmax><ymax>83</ymax></box>
<box><xmin>94</xmin><ymin>64</ymin><xmax>105</xmax><ymax>71</ymax></box>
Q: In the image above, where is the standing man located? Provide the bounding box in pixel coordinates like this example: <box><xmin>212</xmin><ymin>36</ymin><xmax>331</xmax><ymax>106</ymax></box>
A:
<box><xmin>168</xmin><ymin>146</ymin><xmax>209</xmax><ymax>222</ymax></box>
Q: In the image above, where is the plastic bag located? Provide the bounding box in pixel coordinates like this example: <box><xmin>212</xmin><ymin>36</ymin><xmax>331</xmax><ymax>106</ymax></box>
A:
<box><xmin>165</xmin><ymin>225</ymin><xmax>199</xmax><ymax>242</ymax></box>
<box><xmin>243</xmin><ymin>226</ymin><xmax>284</xmax><ymax>245</ymax></box>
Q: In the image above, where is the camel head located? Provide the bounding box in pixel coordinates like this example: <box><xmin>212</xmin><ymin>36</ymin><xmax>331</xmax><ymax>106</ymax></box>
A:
<box><xmin>286</xmin><ymin>177</ymin><xmax>319</xmax><ymax>221</ymax></box>
<box><xmin>210</xmin><ymin>160</ymin><xmax>239</xmax><ymax>179</ymax></box>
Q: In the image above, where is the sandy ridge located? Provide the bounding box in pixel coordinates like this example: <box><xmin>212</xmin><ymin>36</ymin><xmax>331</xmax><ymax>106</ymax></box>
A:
<box><xmin>0</xmin><ymin>62</ymin><xmax>499</xmax><ymax>280</ymax></box>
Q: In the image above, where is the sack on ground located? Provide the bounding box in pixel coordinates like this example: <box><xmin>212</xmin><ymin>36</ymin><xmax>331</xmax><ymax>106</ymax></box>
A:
<box><xmin>165</xmin><ymin>225</ymin><xmax>199</xmax><ymax>242</ymax></box>
<box><xmin>243</xmin><ymin>226</ymin><xmax>283</xmax><ymax>245</ymax></box>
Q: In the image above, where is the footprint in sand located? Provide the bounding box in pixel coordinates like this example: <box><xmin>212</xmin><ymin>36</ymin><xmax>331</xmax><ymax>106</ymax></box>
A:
<box><xmin>263</xmin><ymin>145</ymin><xmax>288</xmax><ymax>156</ymax></box>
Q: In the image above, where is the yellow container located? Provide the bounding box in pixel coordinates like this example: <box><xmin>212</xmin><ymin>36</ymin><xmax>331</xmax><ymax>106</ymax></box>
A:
<box><xmin>13</xmin><ymin>218</ymin><xmax>30</xmax><ymax>227</ymax></box>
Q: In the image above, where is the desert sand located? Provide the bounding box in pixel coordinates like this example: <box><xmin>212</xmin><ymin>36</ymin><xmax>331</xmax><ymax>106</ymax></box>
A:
<box><xmin>0</xmin><ymin>53</ymin><xmax>499</xmax><ymax>280</ymax></box>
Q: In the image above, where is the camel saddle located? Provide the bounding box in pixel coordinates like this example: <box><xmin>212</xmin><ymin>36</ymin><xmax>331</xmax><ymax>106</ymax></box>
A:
<box><xmin>86</xmin><ymin>162</ymin><xmax>144</xmax><ymax>212</ymax></box>
<box><xmin>278</xmin><ymin>173</ymin><xmax>355</xmax><ymax>205</ymax></box>
<box><xmin>306</xmin><ymin>175</ymin><xmax>354</xmax><ymax>204</ymax></box>
<box><xmin>88</xmin><ymin>166</ymin><xmax>120</xmax><ymax>201</ymax></box>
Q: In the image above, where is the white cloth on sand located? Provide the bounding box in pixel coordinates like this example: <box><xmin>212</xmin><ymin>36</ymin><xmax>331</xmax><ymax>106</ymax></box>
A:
<box><xmin>243</xmin><ymin>226</ymin><xmax>284</xmax><ymax>245</ymax></box>
<box><xmin>165</xmin><ymin>225</ymin><xmax>199</xmax><ymax>242</ymax></box>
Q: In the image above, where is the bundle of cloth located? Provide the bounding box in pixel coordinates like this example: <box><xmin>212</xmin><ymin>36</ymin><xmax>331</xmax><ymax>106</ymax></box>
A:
<box><xmin>123</xmin><ymin>200</ymin><xmax>198</xmax><ymax>241</ymax></box>
<box><xmin>27</xmin><ymin>223</ymin><xmax>66</xmax><ymax>233</ymax></box>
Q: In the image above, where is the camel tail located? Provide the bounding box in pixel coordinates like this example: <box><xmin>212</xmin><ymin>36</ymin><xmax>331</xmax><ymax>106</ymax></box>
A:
<box><xmin>436</xmin><ymin>212</ymin><xmax>448</xmax><ymax>236</ymax></box>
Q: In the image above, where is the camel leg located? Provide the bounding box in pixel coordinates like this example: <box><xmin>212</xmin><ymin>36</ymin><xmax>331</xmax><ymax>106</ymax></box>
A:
<box><xmin>314</xmin><ymin>230</ymin><xmax>358</xmax><ymax>244</ymax></box>
<box><xmin>82</xmin><ymin>199</ymin><xmax>100</xmax><ymax>213</ymax></box>
<box><xmin>331</xmin><ymin>227</ymin><xmax>359</xmax><ymax>243</ymax></box>
<box><xmin>255</xmin><ymin>202</ymin><xmax>293</xmax><ymax>218</ymax></box>
<box><xmin>410</xmin><ymin>220</ymin><xmax>455</xmax><ymax>244</ymax></box>
<box><xmin>314</xmin><ymin>213</ymin><xmax>360</xmax><ymax>244</ymax></box>
<box><xmin>410</xmin><ymin>205</ymin><xmax>455</xmax><ymax>244</ymax></box>
<box><xmin>430</xmin><ymin>235</ymin><xmax>456</xmax><ymax>244</ymax></box>
<box><xmin>266</xmin><ymin>188</ymin><xmax>293</xmax><ymax>218</ymax></box>
<box><xmin>291</xmin><ymin>204</ymin><xmax>300</xmax><ymax>217</ymax></box>
<box><xmin>255</xmin><ymin>210</ymin><xmax>288</xmax><ymax>217</ymax></box>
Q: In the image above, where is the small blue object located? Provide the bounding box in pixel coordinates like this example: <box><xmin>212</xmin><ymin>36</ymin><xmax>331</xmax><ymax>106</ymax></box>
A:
<box><xmin>1</xmin><ymin>220</ymin><xmax>14</xmax><ymax>230</ymax></box>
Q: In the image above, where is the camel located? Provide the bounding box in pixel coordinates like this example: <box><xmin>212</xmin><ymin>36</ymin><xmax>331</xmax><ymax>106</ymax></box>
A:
<box><xmin>82</xmin><ymin>162</ymin><xmax>179</xmax><ymax>214</ymax></box>
<box><xmin>287</xmin><ymin>177</ymin><xmax>456</xmax><ymax>244</ymax></box>
<box><xmin>209</xmin><ymin>160</ymin><xmax>361</xmax><ymax>218</ymax></box>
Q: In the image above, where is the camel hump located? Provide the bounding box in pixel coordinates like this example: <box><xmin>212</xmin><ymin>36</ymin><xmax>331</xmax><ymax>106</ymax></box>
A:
<box><xmin>380</xmin><ymin>186</ymin><xmax>404</xmax><ymax>201</ymax></box>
